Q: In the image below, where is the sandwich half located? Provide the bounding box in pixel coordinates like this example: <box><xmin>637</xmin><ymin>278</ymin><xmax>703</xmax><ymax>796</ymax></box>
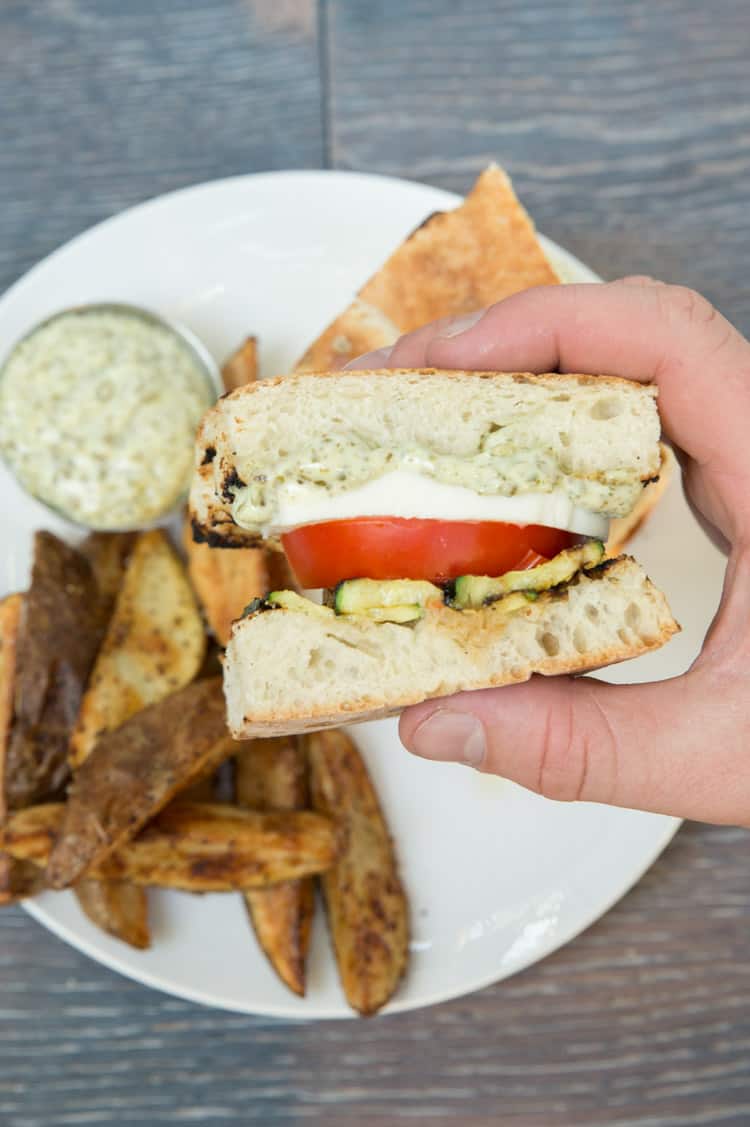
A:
<box><xmin>189</xmin><ymin>369</ymin><xmax>679</xmax><ymax>738</ymax></box>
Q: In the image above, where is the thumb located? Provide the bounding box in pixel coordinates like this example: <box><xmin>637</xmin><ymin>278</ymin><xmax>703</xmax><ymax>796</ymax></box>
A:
<box><xmin>398</xmin><ymin>671</ymin><xmax>746</xmax><ymax>824</ymax></box>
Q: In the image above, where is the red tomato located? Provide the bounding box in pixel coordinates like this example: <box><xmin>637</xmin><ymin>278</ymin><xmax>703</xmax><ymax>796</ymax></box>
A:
<box><xmin>281</xmin><ymin>518</ymin><xmax>580</xmax><ymax>588</ymax></box>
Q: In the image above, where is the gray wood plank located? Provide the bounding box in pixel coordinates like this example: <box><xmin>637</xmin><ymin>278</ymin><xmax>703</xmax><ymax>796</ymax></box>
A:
<box><xmin>1</xmin><ymin>823</ymin><xmax>749</xmax><ymax>1125</ymax></box>
<box><xmin>2</xmin><ymin>0</ymin><xmax>750</xmax><ymax>1124</ymax></box>
<box><xmin>327</xmin><ymin>0</ymin><xmax>750</xmax><ymax>332</ymax></box>
<box><xmin>0</xmin><ymin>0</ymin><xmax>323</xmax><ymax>295</ymax></box>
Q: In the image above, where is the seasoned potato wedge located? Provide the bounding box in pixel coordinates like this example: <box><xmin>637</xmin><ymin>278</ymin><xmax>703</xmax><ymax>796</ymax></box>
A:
<box><xmin>47</xmin><ymin>678</ymin><xmax>233</xmax><ymax>887</ymax></box>
<box><xmin>0</xmin><ymin>594</ymin><xmax>23</xmax><ymax>904</ymax></box>
<box><xmin>266</xmin><ymin>545</ymin><xmax>300</xmax><ymax>594</ymax></box>
<box><xmin>69</xmin><ymin>529</ymin><xmax>206</xmax><ymax>767</ymax></box>
<box><xmin>308</xmin><ymin>729</ymin><xmax>409</xmax><ymax>1016</ymax></box>
<box><xmin>179</xmin><ymin>769</ymin><xmax>220</xmax><ymax>803</ymax></box>
<box><xmin>76</xmin><ymin>532</ymin><xmax>149</xmax><ymax>945</ymax></box>
<box><xmin>2</xmin><ymin>804</ymin><xmax>68</xmax><ymax>867</ymax></box>
<box><xmin>6</xmin><ymin>533</ymin><xmax>105</xmax><ymax>808</ymax></box>
<box><xmin>0</xmin><ymin>856</ymin><xmax>47</xmax><ymax>906</ymax></box>
<box><xmin>0</xmin><ymin>593</ymin><xmax>23</xmax><ymax>817</ymax></box>
<box><xmin>236</xmin><ymin>737</ymin><xmax>314</xmax><ymax>996</ymax></box>
<box><xmin>196</xmin><ymin>641</ymin><xmax>224</xmax><ymax>681</ymax></box>
<box><xmin>222</xmin><ymin>336</ymin><xmax>259</xmax><ymax>392</ymax></box>
<box><xmin>1</xmin><ymin>597</ymin><xmax>29</xmax><ymax>883</ymax></box>
<box><xmin>79</xmin><ymin>531</ymin><xmax>137</xmax><ymax>612</ymax></box>
<box><xmin>74</xmin><ymin>879</ymin><xmax>150</xmax><ymax>949</ymax></box>
<box><xmin>244</xmin><ymin>878</ymin><xmax>315</xmax><ymax>995</ymax></box>
<box><xmin>183</xmin><ymin>515</ymin><xmax>269</xmax><ymax>646</ymax></box>
<box><xmin>235</xmin><ymin>738</ymin><xmax>308</xmax><ymax>810</ymax></box>
<box><xmin>6</xmin><ymin>802</ymin><xmax>337</xmax><ymax>891</ymax></box>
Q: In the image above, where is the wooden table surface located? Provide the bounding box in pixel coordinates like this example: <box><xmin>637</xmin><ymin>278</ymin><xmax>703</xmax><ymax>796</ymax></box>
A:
<box><xmin>1</xmin><ymin>3</ymin><xmax>749</xmax><ymax>1124</ymax></box>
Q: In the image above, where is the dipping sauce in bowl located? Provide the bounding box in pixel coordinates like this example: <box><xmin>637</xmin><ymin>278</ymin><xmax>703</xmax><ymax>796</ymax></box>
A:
<box><xmin>0</xmin><ymin>304</ymin><xmax>217</xmax><ymax>529</ymax></box>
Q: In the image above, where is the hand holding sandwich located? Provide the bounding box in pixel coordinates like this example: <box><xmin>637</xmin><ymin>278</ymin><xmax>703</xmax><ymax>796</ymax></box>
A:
<box><xmin>385</xmin><ymin>279</ymin><xmax>750</xmax><ymax>826</ymax></box>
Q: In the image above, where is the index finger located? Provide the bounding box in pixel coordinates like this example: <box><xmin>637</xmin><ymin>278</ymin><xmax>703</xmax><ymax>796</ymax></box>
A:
<box><xmin>382</xmin><ymin>281</ymin><xmax>750</xmax><ymax>473</ymax></box>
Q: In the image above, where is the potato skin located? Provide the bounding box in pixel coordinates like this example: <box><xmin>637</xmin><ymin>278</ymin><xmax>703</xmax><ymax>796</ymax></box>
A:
<box><xmin>69</xmin><ymin>529</ymin><xmax>206</xmax><ymax>768</ymax></box>
<box><xmin>4</xmin><ymin>802</ymin><xmax>337</xmax><ymax>892</ymax></box>
<box><xmin>237</xmin><ymin>737</ymin><xmax>314</xmax><ymax>997</ymax></box>
<box><xmin>6</xmin><ymin>533</ymin><xmax>106</xmax><ymax>808</ymax></box>
<box><xmin>309</xmin><ymin>729</ymin><xmax>409</xmax><ymax>1016</ymax></box>
<box><xmin>75</xmin><ymin>879</ymin><xmax>150</xmax><ymax>950</ymax></box>
<box><xmin>46</xmin><ymin>678</ymin><xmax>230</xmax><ymax>887</ymax></box>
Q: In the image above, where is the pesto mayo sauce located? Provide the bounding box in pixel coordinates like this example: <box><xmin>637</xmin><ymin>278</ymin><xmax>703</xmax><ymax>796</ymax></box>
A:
<box><xmin>231</xmin><ymin>439</ymin><xmax>643</xmax><ymax>530</ymax></box>
<box><xmin>0</xmin><ymin>309</ymin><xmax>213</xmax><ymax>528</ymax></box>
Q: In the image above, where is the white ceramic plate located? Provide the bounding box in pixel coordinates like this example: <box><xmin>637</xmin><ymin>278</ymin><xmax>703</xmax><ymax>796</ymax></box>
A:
<box><xmin>0</xmin><ymin>171</ymin><xmax>725</xmax><ymax>1018</ymax></box>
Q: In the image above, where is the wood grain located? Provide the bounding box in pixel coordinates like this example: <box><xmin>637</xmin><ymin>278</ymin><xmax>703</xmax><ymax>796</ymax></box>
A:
<box><xmin>0</xmin><ymin>0</ymin><xmax>323</xmax><ymax>296</ymax></box>
<box><xmin>0</xmin><ymin>824</ymin><xmax>748</xmax><ymax>1125</ymax></box>
<box><xmin>327</xmin><ymin>0</ymin><xmax>750</xmax><ymax>335</ymax></box>
<box><xmin>2</xmin><ymin>0</ymin><xmax>750</xmax><ymax>1123</ymax></box>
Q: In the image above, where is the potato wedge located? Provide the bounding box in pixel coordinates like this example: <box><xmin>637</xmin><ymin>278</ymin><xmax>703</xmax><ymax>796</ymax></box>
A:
<box><xmin>244</xmin><ymin>878</ymin><xmax>315</xmax><ymax>993</ymax></box>
<box><xmin>235</xmin><ymin>737</ymin><xmax>308</xmax><ymax>811</ymax></box>
<box><xmin>308</xmin><ymin>729</ymin><xmax>409</xmax><ymax>1016</ymax></box>
<box><xmin>0</xmin><ymin>856</ymin><xmax>47</xmax><ymax>906</ymax></box>
<box><xmin>69</xmin><ymin>529</ymin><xmax>206</xmax><ymax>768</ymax></box>
<box><xmin>222</xmin><ymin>336</ymin><xmax>259</xmax><ymax>392</ymax></box>
<box><xmin>196</xmin><ymin>641</ymin><xmax>224</xmax><ymax>681</ymax></box>
<box><xmin>179</xmin><ymin>769</ymin><xmax>221</xmax><ymax>803</ymax></box>
<box><xmin>236</xmin><ymin>737</ymin><xmax>314</xmax><ymax>997</ymax></box>
<box><xmin>6</xmin><ymin>533</ymin><xmax>105</xmax><ymax>808</ymax></box>
<box><xmin>74</xmin><ymin>880</ymin><xmax>150</xmax><ymax>949</ymax></box>
<box><xmin>1</xmin><ymin>583</ymin><xmax>39</xmax><ymax>908</ymax></box>
<box><xmin>47</xmin><ymin>678</ymin><xmax>233</xmax><ymax>888</ymax></box>
<box><xmin>183</xmin><ymin>515</ymin><xmax>269</xmax><ymax>646</ymax></box>
<box><xmin>266</xmin><ymin>545</ymin><xmax>300</xmax><ymax>594</ymax></box>
<box><xmin>6</xmin><ymin>802</ymin><xmax>337</xmax><ymax>890</ymax></box>
<box><xmin>79</xmin><ymin>531</ymin><xmax>137</xmax><ymax>613</ymax></box>
<box><xmin>0</xmin><ymin>593</ymin><xmax>23</xmax><ymax>818</ymax></box>
<box><xmin>76</xmin><ymin>531</ymin><xmax>150</xmax><ymax>947</ymax></box>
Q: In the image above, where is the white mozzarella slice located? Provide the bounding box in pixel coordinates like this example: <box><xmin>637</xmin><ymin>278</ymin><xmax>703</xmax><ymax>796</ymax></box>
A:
<box><xmin>266</xmin><ymin>470</ymin><xmax>609</xmax><ymax>540</ymax></box>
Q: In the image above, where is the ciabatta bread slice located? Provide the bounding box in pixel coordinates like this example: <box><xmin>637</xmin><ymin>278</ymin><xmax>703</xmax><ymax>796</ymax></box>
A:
<box><xmin>223</xmin><ymin>556</ymin><xmax>678</xmax><ymax>738</ymax></box>
<box><xmin>190</xmin><ymin>369</ymin><xmax>661</xmax><ymax>548</ymax></box>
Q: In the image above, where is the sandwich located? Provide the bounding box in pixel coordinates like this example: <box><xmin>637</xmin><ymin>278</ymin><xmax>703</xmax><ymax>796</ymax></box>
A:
<box><xmin>189</xmin><ymin>368</ymin><xmax>679</xmax><ymax>738</ymax></box>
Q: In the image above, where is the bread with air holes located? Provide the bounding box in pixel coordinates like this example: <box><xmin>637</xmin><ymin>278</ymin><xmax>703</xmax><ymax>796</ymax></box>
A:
<box><xmin>189</xmin><ymin>369</ymin><xmax>661</xmax><ymax>548</ymax></box>
<box><xmin>223</xmin><ymin>556</ymin><xmax>679</xmax><ymax>738</ymax></box>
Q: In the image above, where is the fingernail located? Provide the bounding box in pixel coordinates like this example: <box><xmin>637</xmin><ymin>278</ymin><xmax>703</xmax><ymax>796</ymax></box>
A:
<box><xmin>434</xmin><ymin>310</ymin><xmax>485</xmax><ymax>340</ymax></box>
<box><xmin>343</xmin><ymin>346</ymin><xmax>394</xmax><ymax>370</ymax></box>
<box><xmin>407</xmin><ymin>709</ymin><xmax>486</xmax><ymax>768</ymax></box>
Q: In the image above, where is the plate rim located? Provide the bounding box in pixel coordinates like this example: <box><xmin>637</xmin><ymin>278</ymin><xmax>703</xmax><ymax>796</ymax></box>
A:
<box><xmin>24</xmin><ymin>810</ymin><xmax>680</xmax><ymax>1019</ymax></box>
<box><xmin>8</xmin><ymin>167</ymin><xmax>681</xmax><ymax>1018</ymax></box>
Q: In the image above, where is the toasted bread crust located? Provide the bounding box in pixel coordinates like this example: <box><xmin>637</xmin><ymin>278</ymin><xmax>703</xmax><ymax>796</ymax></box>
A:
<box><xmin>295</xmin><ymin>165</ymin><xmax>558</xmax><ymax>373</ymax></box>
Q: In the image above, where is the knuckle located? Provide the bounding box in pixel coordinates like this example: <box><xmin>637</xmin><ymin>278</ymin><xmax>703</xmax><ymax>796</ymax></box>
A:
<box><xmin>658</xmin><ymin>284</ymin><xmax>719</xmax><ymax>329</ymax></box>
<box><xmin>535</xmin><ymin>696</ymin><xmax>590</xmax><ymax>803</ymax></box>
<box><xmin>535</xmin><ymin>687</ymin><xmax>619</xmax><ymax>804</ymax></box>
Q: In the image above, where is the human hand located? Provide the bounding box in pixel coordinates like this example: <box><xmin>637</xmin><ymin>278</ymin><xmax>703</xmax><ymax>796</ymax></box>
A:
<box><xmin>350</xmin><ymin>279</ymin><xmax>750</xmax><ymax>825</ymax></box>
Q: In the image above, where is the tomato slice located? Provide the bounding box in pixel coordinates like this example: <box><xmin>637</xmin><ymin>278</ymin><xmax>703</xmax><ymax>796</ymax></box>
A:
<box><xmin>281</xmin><ymin>518</ymin><xmax>580</xmax><ymax>589</ymax></box>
